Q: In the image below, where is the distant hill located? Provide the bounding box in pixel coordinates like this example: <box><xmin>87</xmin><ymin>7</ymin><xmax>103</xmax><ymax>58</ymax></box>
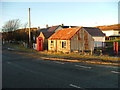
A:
<box><xmin>16</xmin><ymin>28</ymin><xmax>38</xmax><ymax>32</ymax></box>
<box><xmin>96</xmin><ymin>24</ymin><xmax>120</xmax><ymax>31</ymax></box>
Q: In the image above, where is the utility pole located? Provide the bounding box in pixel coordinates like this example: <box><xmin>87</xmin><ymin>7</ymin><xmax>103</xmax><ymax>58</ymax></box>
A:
<box><xmin>28</xmin><ymin>8</ymin><xmax>31</xmax><ymax>48</ymax></box>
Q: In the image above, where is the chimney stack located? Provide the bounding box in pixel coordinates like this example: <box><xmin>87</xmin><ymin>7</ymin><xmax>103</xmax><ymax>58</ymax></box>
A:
<box><xmin>61</xmin><ymin>23</ymin><xmax>64</xmax><ymax>26</ymax></box>
<box><xmin>38</xmin><ymin>26</ymin><xmax>40</xmax><ymax>30</ymax></box>
<box><xmin>46</xmin><ymin>24</ymin><xmax>48</xmax><ymax>28</ymax></box>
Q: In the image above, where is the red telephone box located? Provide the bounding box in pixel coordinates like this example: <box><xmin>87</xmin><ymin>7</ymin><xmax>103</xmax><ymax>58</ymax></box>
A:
<box><xmin>36</xmin><ymin>37</ymin><xmax>43</xmax><ymax>51</ymax></box>
<box><xmin>113</xmin><ymin>42</ymin><xmax>118</xmax><ymax>54</ymax></box>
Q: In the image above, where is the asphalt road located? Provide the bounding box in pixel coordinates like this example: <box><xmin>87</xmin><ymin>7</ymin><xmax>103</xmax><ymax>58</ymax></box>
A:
<box><xmin>2</xmin><ymin>49</ymin><xmax>119</xmax><ymax>89</ymax></box>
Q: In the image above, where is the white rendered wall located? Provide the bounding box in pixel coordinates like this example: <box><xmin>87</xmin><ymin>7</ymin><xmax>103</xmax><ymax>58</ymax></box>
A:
<box><xmin>93</xmin><ymin>37</ymin><xmax>105</xmax><ymax>47</ymax></box>
<box><xmin>102</xmin><ymin>30</ymin><xmax>119</xmax><ymax>36</ymax></box>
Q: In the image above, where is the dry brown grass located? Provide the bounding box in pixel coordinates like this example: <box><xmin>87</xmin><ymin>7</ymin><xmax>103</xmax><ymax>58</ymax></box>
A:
<box><xmin>7</xmin><ymin>43</ymin><xmax>119</xmax><ymax>61</ymax></box>
<box><xmin>38</xmin><ymin>51</ymin><xmax>119</xmax><ymax>61</ymax></box>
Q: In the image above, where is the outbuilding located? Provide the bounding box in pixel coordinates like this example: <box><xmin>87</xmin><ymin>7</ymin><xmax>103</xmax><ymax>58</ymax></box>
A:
<box><xmin>81</xmin><ymin>27</ymin><xmax>105</xmax><ymax>48</ymax></box>
<box><xmin>37</xmin><ymin>31</ymin><xmax>54</xmax><ymax>50</ymax></box>
<box><xmin>48</xmin><ymin>27</ymin><xmax>94</xmax><ymax>53</ymax></box>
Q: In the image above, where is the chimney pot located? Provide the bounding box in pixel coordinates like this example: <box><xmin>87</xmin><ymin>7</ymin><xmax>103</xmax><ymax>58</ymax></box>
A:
<box><xmin>61</xmin><ymin>24</ymin><xmax>64</xmax><ymax>26</ymax></box>
<box><xmin>38</xmin><ymin>26</ymin><xmax>40</xmax><ymax>30</ymax></box>
<box><xmin>46</xmin><ymin>24</ymin><xmax>48</xmax><ymax>28</ymax></box>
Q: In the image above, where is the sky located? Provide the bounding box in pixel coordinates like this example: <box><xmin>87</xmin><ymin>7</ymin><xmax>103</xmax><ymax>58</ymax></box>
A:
<box><xmin>0</xmin><ymin>0</ymin><xmax>119</xmax><ymax>31</ymax></box>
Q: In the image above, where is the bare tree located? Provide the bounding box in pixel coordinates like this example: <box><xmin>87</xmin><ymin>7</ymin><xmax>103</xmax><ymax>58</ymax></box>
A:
<box><xmin>2</xmin><ymin>19</ymin><xmax>21</xmax><ymax>32</ymax></box>
<box><xmin>2</xmin><ymin>19</ymin><xmax>21</xmax><ymax>43</ymax></box>
<box><xmin>22</xmin><ymin>22</ymin><xmax>28</xmax><ymax>29</ymax></box>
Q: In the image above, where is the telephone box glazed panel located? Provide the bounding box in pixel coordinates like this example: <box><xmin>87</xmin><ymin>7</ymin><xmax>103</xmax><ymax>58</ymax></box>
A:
<box><xmin>36</xmin><ymin>37</ymin><xmax>43</xmax><ymax>51</ymax></box>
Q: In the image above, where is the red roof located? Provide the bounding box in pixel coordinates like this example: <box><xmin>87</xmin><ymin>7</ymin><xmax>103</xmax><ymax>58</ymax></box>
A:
<box><xmin>97</xmin><ymin>24</ymin><xmax>120</xmax><ymax>31</ymax></box>
<box><xmin>48</xmin><ymin>27</ymin><xmax>81</xmax><ymax>40</ymax></box>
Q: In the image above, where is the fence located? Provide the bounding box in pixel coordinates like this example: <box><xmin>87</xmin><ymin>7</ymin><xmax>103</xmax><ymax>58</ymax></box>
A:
<box><xmin>101</xmin><ymin>42</ymin><xmax>120</xmax><ymax>56</ymax></box>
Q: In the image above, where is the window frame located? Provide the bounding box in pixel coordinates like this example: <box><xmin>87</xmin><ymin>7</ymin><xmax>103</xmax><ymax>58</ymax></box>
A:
<box><xmin>62</xmin><ymin>41</ymin><xmax>66</xmax><ymax>49</ymax></box>
<box><xmin>50</xmin><ymin>40</ymin><xmax>54</xmax><ymax>46</ymax></box>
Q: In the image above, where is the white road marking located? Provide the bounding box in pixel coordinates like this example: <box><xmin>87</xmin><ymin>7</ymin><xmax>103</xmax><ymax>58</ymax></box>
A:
<box><xmin>7</xmin><ymin>61</ymin><xmax>39</xmax><ymax>74</ymax></box>
<box><xmin>103</xmin><ymin>66</ymin><xmax>118</xmax><ymax>69</ymax></box>
<box><xmin>75</xmin><ymin>65</ymin><xmax>92</xmax><ymax>69</ymax></box>
<box><xmin>7</xmin><ymin>62</ymin><xmax>11</xmax><ymax>64</ymax></box>
<box><xmin>7</xmin><ymin>48</ymin><xmax>15</xmax><ymax>51</ymax></box>
<box><xmin>69</xmin><ymin>84</ymin><xmax>81</xmax><ymax>88</ymax></box>
<box><xmin>111</xmin><ymin>71</ymin><xmax>120</xmax><ymax>74</ymax></box>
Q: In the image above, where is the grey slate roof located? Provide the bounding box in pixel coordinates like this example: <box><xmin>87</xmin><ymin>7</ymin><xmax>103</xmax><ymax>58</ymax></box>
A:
<box><xmin>38</xmin><ymin>27</ymin><xmax>50</xmax><ymax>33</ymax></box>
<box><xmin>47</xmin><ymin>25</ymin><xmax>60</xmax><ymax>32</ymax></box>
<box><xmin>82</xmin><ymin>27</ymin><xmax>105</xmax><ymax>37</ymax></box>
<box><xmin>42</xmin><ymin>31</ymin><xmax>54</xmax><ymax>39</ymax></box>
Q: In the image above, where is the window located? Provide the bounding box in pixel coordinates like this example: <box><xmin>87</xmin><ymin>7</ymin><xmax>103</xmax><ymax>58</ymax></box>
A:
<box><xmin>51</xmin><ymin>41</ymin><xmax>54</xmax><ymax>43</ymax></box>
<box><xmin>50</xmin><ymin>41</ymin><xmax>54</xmax><ymax>48</ymax></box>
<box><xmin>62</xmin><ymin>41</ymin><xmax>66</xmax><ymax>48</ymax></box>
<box><xmin>50</xmin><ymin>41</ymin><xmax>54</xmax><ymax>46</ymax></box>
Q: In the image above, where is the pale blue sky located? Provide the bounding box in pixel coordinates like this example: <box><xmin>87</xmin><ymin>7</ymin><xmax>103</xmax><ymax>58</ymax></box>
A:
<box><xmin>1</xmin><ymin>1</ymin><xmax>118</xmax><ymax>29</ymax></box>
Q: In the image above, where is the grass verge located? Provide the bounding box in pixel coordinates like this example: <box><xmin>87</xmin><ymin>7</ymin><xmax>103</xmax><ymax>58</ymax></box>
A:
<box><xmin>4</xmin><ymin>43</ymin><xmax>119</xmax><ymax>61</ymax></box>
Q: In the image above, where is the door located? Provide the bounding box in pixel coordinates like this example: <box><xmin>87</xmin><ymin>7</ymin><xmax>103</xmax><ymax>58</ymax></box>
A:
<box><xmin>36</xmin><ymin>37</ymin><xmax>43</xmax><ymax>51</ymax></box>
